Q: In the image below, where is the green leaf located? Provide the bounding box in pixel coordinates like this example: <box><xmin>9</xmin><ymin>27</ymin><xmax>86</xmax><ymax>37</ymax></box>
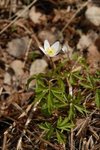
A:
<box><xmin>73</xmin><ymin>73</ymin><xmax>84</xmax><ymax>81</ymax></box>
<box><xmin>52</xmin><ymin>91</ymin><xmax>67</xmax><ymax>104</ymax></box>
<box><xmin>69</xmin><ymin>75</ymin><xmax>76</xmax><ymax>85</ymax></box>
<box><xmin>51</xmin><ymin>88</ymin><xmax>63</xmax><ymax>94</ymax></box>
<box><xmin>26</xmin><ymin>75</ymin><xmax>36</xmax><ymax>88</ymax></box>
<box><xmin>95</xmin><ymin>89</ymin><xmax>100</xmax><ymax>108</ymax></box>
<box><xmin>41</xmin><ymin>103</ymin><xmax>51</xmax><ymax>116</ymax></box>
<box><xmin>68</xmin><ymin>103</ymin><xmax>75</xmax><ymax>120</ymax></box>
<box><xmin>74</xmin><ymin>105</ymin><xmax>86</xmax><ymax>114</ymax></box>
<box><xmin>35</xmin><ymin>90</ymin><xmax>48</xmax><ymax>102</ymax></box>
<box><xmin>57</xmin><ymin>116</ymin><xmax>68</xmax><ymax>127</ymax></box>
<box><xmin>58</xmin><ymin>79</ymin><xmax>65</xmax><ymax>92</ymax></box>
<box><xmin>46</xmin><ymin>128</ymin><xmax>54</xmax><ymax>140</ymax></box>
<box><xmin>36</xmin><ymin>87</ymin><xmax>48</xmax><ymax>93</ymax></box>
<box><xmin>56</xmin><ymin>130</ymin><xmax>66</xmax><ymax>144</ymax></box>
<box><xmin>36</xmin><ymin>79</ymin><xmax>46</xmax><ymax>88</ymax></box>
<box><xmin>38</xmin><ymin>122</ymin><xmax>52</xmax><ymax>130</ymax></box>
<box><xmin>47</xmin><ymin>91</ymin><xmax>53</xmax><ymax>113</ymax></box>
<box><xmin>79</xmin><ymin>82</ymin><xmax>92</xmax><ymax>89</ymax></box>
<box><xmin>53</xmin><ymin>101</ymin><xmax>67</xmax><ymax>109</ymax></box>
<box><xmin>57</xmin><ymin>116</ymin><xmax>73</xmax><ymax>131</ymax></box>
<box><xmin>39</xmin><ymin>122</ymin><xmax>54</xmax><ymax>140</ymax></box>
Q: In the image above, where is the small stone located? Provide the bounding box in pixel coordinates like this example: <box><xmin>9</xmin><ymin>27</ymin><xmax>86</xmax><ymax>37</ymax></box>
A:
<box><xmin>85</xmin><ymin>6</ymin><xmax>100</xmax><ymax>26</ymax></box>
<box><xmin>29</xmin><ymin>6</ymin><xmax>45</xmax><ymax>24</ymax></box>
<box><xmin>77</xmin><ymin>35</ymin><xmax>92</xmax><ymax>50</ymax></box>
<box><xmin>77</xmin><ymin>31</ymin><xmax>98</xmax><ymax>51</ymax></box>
<box><xmin>30</xmin><ymin>59</ymin><xmax>48</xmax><ymax>75</ymax></box>
<box><xmin>4</xmin><ymin>72</ymin><xmax>11</xmax><ymax>85</ymax></box>
<box><xmin>6</xmin><ymin>36</ymin><xmax>29</xmax><ymax>58</ymax></box>
<box><xmin>38</xmin><ymin>30</ymin><xmax>57</xmax><ymax>45</ymax></box>
<box><xmin>10</xmin><ymin>60</ymin><xmax>24</xmax><ymax>77</ymax></box>
<box><xmin>87</xmin><ymin>44</ymin><xmax>100</xmax><ymax>73</ymax></box>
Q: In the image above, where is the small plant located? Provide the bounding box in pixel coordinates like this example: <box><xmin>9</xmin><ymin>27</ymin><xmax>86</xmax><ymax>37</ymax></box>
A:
<box><xmin>27</xmin><ymin>40</ymin><xmax>100</xmax><ymax>144</ymax></box>
<box><xmin>39</xmin><ymin>40</ymin><xmax>61</xmax><ymax>57</ymax></box>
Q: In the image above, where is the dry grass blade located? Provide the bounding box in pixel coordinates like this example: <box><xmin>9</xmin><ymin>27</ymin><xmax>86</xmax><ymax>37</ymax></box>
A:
<box><xmin>0</xmin><ymin>0</ymin><xmax>37</xmax><ymax>35</ymax></box>
<box><xmin>17</xmin><ymin>100</ymin><xmax>41</xmax><ymax>149</ymax></box>
<box><xmin>75</xmin><ymin>110</ymin><xmax>97</xmax><ymax>138</ymax></box>
<box><xmin>93</xmin><ymin>143</ymin><xmax>100</xmax><ymax>150</ymax></box>
<box><xmin>27</xmin><ymin>130</ymin><xmax>60</xmax><ymax>150</ymax></box>
<box><xmin>23</xmin><ymin>38</ymin><xmax>32</xmax><ymax>67</ymax></box>
<box><xmin>70</xmin><ymin>128</ymin><xmax>75</xmax><ymax>150</ymax></box>
<box><xmin>61</xmin><ymin>1</ymin><xmax>89</xmax><ymax>33</ymax></box>
<box><xmin>76</xmin><ymin>117</ymin><xmax>90</xmax><ymax>138</ymax></box>
<box><xmin>86</xmin><ymin>136</ymin><xmax>94</xmax><ymax>149</ymax></box>
<box><xmin>2</xmin><ymin>130</ymin><xmax>7</xmax><ymax>150</ymax></box>
<box><xmin>15</xmin><ymin>21</ymin><xmax>41</xmax><ymax>46</ymax></box>
<box><xmin>89</xmin><ymin>125</ymin><xmax>99</xmax><ymax>140</ymax></box>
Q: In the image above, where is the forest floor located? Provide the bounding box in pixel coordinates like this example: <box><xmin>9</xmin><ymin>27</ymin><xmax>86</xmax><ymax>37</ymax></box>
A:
<box><xmin>0</xmin><ymin>0</ymin><xmax>100</xmax><ymax>150</ymax></box>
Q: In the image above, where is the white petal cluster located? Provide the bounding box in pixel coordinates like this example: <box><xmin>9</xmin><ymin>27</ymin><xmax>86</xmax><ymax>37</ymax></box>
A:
<box><xmin>39</xmin><ymin>40</ymin><xmax>61</xmax><ymax>57</ymax></box>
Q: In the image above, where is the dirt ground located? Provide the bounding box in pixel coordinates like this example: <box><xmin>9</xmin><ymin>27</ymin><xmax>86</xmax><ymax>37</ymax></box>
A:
<box><xmin>0</xmin><ymin>0</ymin><xmax>100</xmax><ymax>150</ymax></box>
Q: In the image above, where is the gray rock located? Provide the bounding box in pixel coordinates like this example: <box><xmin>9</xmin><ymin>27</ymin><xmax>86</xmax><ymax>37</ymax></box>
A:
<box><xmin>10</xmin><ymin>60</ymin><xmax>24</xmax><ymax>77</ymax></box>
<box><xmin>6</xmin><ymin>37</ymin><xmax>29</xmax><ymax>58</ymax></box>
<box><xmin>4</xmin><ymin>72</ymin><xmax>12</xmax><ymax>85</ymax></box>
<box><xmin>30</xmin><ymin>59</ymin><xmax>48</xmax><ymax>75</ymax></box>
<box><xmin>38</xmin><ymin>30</ymin><xmax>57</xmax><ymax>45</ymax></box>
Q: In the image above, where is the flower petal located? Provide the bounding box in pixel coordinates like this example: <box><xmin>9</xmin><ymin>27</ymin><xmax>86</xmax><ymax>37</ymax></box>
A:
<box><xmin>44</xmin><ymin>40</ymin><xmax>50</xmax><ymax>50</ymax></box>
<box><xmin>51</xmin><ymin>41</ymin><xmax>61</xmax><ymax>55</ymax></box>
<box><xmin>39</xmin><ymin>46</ymin><xmax>46</xmax><ymax>54</ymax></box>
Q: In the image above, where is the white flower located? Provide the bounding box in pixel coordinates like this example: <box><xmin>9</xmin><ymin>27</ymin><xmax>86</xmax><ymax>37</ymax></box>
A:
<box><xmin>62</xmin><ymin>44</ymin><xmax>73</xmax><ymax>59</ymax></box>
<box><xmin>39</xmin><ymin>40</ymin><xmax>61</xmax><ymax>57</ymax></box>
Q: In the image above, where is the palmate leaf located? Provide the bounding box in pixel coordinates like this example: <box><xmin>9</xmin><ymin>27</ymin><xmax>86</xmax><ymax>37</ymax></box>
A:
<box><xmin>52</xmin><ymin>91</ymin><xmax>67</xmax><ymax>105</ymax></box>
<box><xmin>39</xmin><ymin>122</ymin><xmax>54</xmax><ymax>140</ymax></box>
<box><xmin>36</xmin><ymin>87</ymin><xmax>48</xmax><ymax>93</ymax></box>
<box><xmin>95</xmin><ymin>89</ymin><xmax>100</xmax><ymax>108</ymax></box>
<box><xmin>58</xmin><ymin>79</ymin><xmax>65</xmax><ymax>92</ymax></box>
<box><xmin>53</xmin><ymin>101</ymin><xmax>67</xmax><ymax>109</ymax></box>
<box><xmin>57</xmin><ymin>116</ymin><xmax>73</xmax><ymax>131</ymax></box>
<box><xmin>56</xmin><ymin>130</ymin><xmax>66</xmax><ymax>144</ymax></box>
<box><xmin>46</xmin><ymin>128</ymin><xmax>54</xmax><ymax>140</ymax></box>
<box><xmin>39</xmin><ymin>122</ymin><xmax>52</xmax><ymax>130</ymax></box>
<box><xmin>57</xmin><ymin>116</ymin><xmax>68</xmax><ymax>127</ymax></box>
<box><xmin>35</xmin><ymin>90</ymin><xmax>48</xmax><ymax>102</ymax></box>
<box><xmin>36</xmin><ymin>79</ymin><xmax>46</xmax><ymax>88</ymax></box>
<box><xmin>74</xmin><ymin>104</ymin><xmax>87</xmax><ymax>114</ymax></box>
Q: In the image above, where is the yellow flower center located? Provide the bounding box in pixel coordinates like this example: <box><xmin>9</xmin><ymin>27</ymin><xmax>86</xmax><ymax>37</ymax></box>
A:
<box><xmin>46</xmin><ymin>48</ymin><xmax>55</xmax><ymax>56</ymax></box>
